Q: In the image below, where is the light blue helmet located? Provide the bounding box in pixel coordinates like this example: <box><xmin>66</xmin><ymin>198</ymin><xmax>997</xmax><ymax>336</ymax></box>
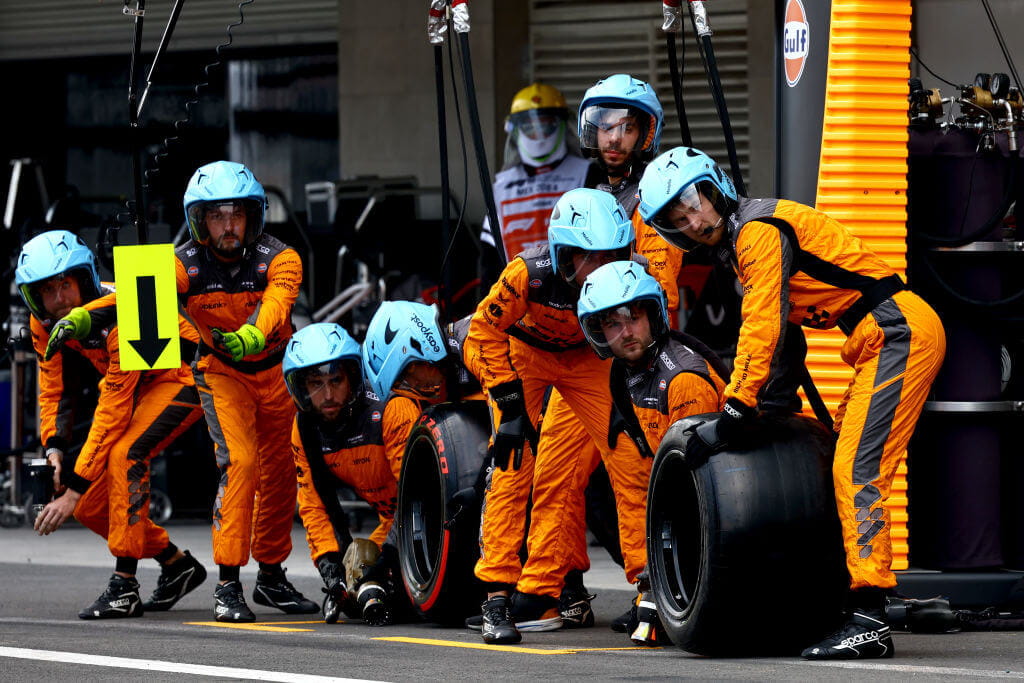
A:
<box><xmin>283</xmin><ymin>323</ymin><xmax>363</xmax><ymax>413</ymax></box>
<box><xmin>547</xmin><ymin>188</ymin><xmax>634</xmax><ymax>284</ymax></box>
<box><xmin>361</xmin><ymin>300</ymin><xmax>447</xmax><ymax>401</ymax></box>
<box><xmin>183</xmin><ymin>160</ymin><xmax>267</xmax><ymax>247</ymax></box>
<box><xmin>637</xmin><ymin>146</ymin><xmax>738</xmax><ymax>252</ymax></box>
<box><xmin>577</xmin><ymin>261</ymin><xmax>669</xmax><ymax>359</ymax></box>
<box><xmin>578</xmin><ymin>74</ymin><xmax>664</xmax><ymax>160</ymax></box>
<box><xmin>15</xmin><ymin>229</ymin><xmax>102</xmax><ymax>321</ymax></box>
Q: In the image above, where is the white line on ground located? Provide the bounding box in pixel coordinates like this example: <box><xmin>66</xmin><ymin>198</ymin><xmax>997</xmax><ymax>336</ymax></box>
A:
<box><xmin>0</xmin><ymin>646</ymin><xmax>384</xmax><ymax>682</ymax></box>
<box><xmin>804</xmin><ymin>660</ymin><xmax>1024</xmax><ymax>679</ymax></box>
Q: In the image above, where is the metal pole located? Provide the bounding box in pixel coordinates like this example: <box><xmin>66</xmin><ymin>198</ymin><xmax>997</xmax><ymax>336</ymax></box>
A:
<box><xmin>136</xmin><ymin>0</ymin><xmax>188</xmax><ymax>119</ymax></box>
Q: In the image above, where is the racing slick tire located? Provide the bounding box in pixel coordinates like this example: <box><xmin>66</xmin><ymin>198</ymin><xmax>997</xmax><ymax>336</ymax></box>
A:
<box><xmin>647</xmin><ymin>412</ymin><xmax>847</xmax><ymax>656</ymax></box>
<box><xmin>397</xmin><ymin>400</ymin><xmax>490</xmax><ymax>624</ymax></box>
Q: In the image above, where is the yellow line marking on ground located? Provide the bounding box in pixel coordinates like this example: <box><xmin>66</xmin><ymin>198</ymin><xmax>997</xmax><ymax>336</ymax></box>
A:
<box><xmin>184</xmin><ymin>621</ymin><xmax>316</xmax><ymax>632</ymax></box>
<box><xmin>374</xmin><ymin>636</ymin><xmax>655</xmax><ymax>654</ymax></box>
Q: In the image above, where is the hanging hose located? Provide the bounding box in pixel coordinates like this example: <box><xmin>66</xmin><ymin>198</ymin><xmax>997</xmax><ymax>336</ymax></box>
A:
<box><xmin>661</xmin><ymin>1</ymin><xmax>693</xmax><ymax>146</ymax></box>
<box><xmin>428</xmin><ymin>0</ymin><xmax>453</xmax><ymax>319</ymax></box>
<box><xmin>125</xmin><ymin>0</ymin><xmax>149</xmax><ymax>243</ymax></box>
<box><xmin>450</xmin><ymin>0</ymin><xmax>505</xmax><ymax>265</ymax></box>
<box><xmin>687</xmin><ymin>0</ymin><xmax>746</xmax><ymax>196</ymax></box>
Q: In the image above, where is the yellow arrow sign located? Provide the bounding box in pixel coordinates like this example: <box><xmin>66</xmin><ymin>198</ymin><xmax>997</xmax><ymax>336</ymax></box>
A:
<box><xmin>114</xmin><ymin>243</ymin><xmax>180</xmax><ymax>371</ymax></box>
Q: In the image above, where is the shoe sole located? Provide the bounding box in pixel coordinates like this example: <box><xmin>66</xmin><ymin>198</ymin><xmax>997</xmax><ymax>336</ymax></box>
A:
<box><xmin>78</xmin><ymin>605</ymin><xmax>143</xmax><ymax>620</ymax></box>
<box><xmin>514</xmin><ymin>616</ymin><xmax>563</xmax><ymax>632</ymax></box>
<box><xmin>482</xmin><ymin>632</ymin><xmax>523</xmax><ymax>645</ymax></box>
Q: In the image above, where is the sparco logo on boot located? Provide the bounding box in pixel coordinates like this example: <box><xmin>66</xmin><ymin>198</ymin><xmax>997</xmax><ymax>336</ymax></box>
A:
<box><xmin>412</xmin><ymin>315</ymin><xmax>441</xmax><ymax>353</ymax></box>
<box><xmin>783</xmin><ymin>0</ymin><xmax>809</xmax><ymax>88</ymax></box>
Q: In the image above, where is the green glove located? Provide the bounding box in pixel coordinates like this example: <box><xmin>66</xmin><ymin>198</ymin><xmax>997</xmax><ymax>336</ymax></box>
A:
<box><xmin>216</xmin><ymin>323</ymin><xmax>266</xmax><ymax>362</ymax></box>
<box><xmin>44</xmin><ymin>307</ymin><xmax>92</xmax><ymax>361</ymax></box>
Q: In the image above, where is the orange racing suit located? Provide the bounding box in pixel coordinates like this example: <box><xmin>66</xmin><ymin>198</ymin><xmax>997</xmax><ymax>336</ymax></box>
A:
<box><xmin>176</xmin><ymin>234</ymin><xmax>302</xmax><ymax>568</ymax></box>
<box><xmin>465</xmin><ymin>246</ymin><xmax>649</xmax><ymax>595</ymax></box>
<box><xmin>33</xmin><ymin>288</ymin><xmax>202</xmax><ymax>560</ymax></box>
<box><xmin>620</xmin><ymin>333</ymin><xmax>726</xmax><ymax>452</ymax></box>
<box><xmin>292</xmin><ymin>392</ymin><xmax>420</xmax><ymax>564</ymax></box>
<box><xmin>723</xmin><ymin>197</ymin><xmax>945</xmax><ymax>590</ymax></box>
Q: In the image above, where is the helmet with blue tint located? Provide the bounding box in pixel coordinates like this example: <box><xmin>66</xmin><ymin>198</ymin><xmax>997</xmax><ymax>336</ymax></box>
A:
<box><xmin>362</xmin><ymin>300</ymin><xmax>448</xmax><ymax>401</ymax></box>
<box><xmin>15</xmin><ymin>229</ymin><xmax>102</xmax><ymax>321</ymax></box>
<box><xmin>547</xmin><ymin>188</ymin><xmax>634</xmax><ymax>285</ymax></box>
<box><xmin>637</xmin><ymin>146</ymin><xmax>738</xmax><ymax>252</ymax></box>
<box><xmin>578</xmin><ymin>74</ymin><xmax>664</xmax><ymax>161</ymax></box>
<box><xmin>283</xmin><ymin>322</ymin><xmax>363</xmax><ymax>413</ymax></box>
<box><xmin>183</xmin><ymin>160</ymin><xmax>267</xmax><ymax>247</ymax></box>
<box><xmin>577</xmin><ymin>260</ymin><xmax>669</xmax><ymax>359</ymax></box>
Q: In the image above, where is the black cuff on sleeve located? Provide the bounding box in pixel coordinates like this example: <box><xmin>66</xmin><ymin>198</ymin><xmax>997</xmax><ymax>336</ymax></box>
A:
<box><xmin>723</xmin><ymin>397</ymin><xmax>757</xmax><ymax>422</ymax></box>
<box><xmin>62</xmin><ymin>470</ymin><xmax>92</xmax><ymax>495</ymax></box>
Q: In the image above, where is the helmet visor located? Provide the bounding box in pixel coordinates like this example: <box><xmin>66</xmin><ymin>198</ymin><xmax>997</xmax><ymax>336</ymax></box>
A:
<box><xmin>556</xmin><ymin>245</ymin><xmax>633</xmax><ymax>284</ymax></box>
<box><xmin>186</xmin><ymin>198</ymin><xmax>264</xmax><ymax>247</ymax></box>
<box><xmin>583</xmin><ymin>301</ymin><xmax>657</xmax><ymax>353</ymax></box>
<box><xmin>648</xmin><ymin>184</ymin><xmax>705</xmax><ymax>251</ymax></box>
<box><xmin>580</xmin><ymin>105</ymin><xmax>650</xmax><ymax>153</ymax></box>
<box><xmin>287</xmin><ymin>360</ymin><xmax>359</xmax><ymax>413</ymax></box>
<box><xmin>393</xmin><ymin>360</ymin><xmax>447</xmax><ymax>404</ymax></box>
<box><xmin>509</xmin><ymin>109</ymin><xmax>564</xmax><ymax>140</ymax></box>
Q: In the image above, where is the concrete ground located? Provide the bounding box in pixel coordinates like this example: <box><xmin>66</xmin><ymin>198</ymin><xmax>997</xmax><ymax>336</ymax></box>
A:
<box><xmin>1</xmin><ymin>521</ymin><xmax>1023</xmax><ymax>681</ymax></box>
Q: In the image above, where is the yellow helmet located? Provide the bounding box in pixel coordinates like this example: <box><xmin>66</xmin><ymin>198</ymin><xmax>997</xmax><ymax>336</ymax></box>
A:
<box><xmin>509</xmin><ymin>83</ymin><xmax>567</xmax><ymax>116</ymax></box>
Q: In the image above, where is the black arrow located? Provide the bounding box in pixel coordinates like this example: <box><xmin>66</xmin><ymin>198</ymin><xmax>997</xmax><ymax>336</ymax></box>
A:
<box><xmin>128</xmin><ymin>275</ymin><xmax>171</xmax><ymax>367</ymax></box>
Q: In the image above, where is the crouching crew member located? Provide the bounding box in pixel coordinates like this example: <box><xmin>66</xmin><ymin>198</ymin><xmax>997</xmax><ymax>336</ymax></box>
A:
<box><xmin>18</xmin><ymin>229</ymin><xmax>207</xmax><ymax>619</ymax></box>
<box><xmin>578</xmin><ymin>260</ymin><xmax>726</xmax><ymax>644</ymax></box>
<box><xmin>284</xmin><ymin>321</ymin><xmax>422</xmax><ymax>625</ymax></box>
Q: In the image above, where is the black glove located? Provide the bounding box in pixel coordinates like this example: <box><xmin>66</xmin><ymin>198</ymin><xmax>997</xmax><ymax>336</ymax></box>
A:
<box><xmin>317</xmin><ymin>552</ymin><xmax>349</xmax><ymax>624</ymax></box>
<box><xmin>683</xmin><ymin>398</ymin><xmax>756</xmax><ymax>468</ymax></box>
<box><xmin>488</xmin><ymin>380</ymin><xmax>538</xmax><ymax>471</ymax></box>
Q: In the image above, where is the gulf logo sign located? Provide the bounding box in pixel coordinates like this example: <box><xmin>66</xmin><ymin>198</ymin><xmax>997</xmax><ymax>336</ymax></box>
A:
<box><xmin>783</xmin><ymin>0</ymin><xmax>809</xmax><ymax>88</ymax></box>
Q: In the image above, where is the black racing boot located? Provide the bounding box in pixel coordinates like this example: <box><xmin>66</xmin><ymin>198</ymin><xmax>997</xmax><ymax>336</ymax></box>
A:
<box><xmin>559</xmin><ymin>571</ymin><xmax>596</xmax><ymax>629</ymax></box>
<box><xmin>143</xmin><ymin>551</ymin><xmax>207</xmax><ymax>611</ymax></box>
<box><xmin>253</xmin><ymin>567</ymin><xmax>319</xmax><ymax>614</ymax></box>
<box><xmin>481</xmin><ymin>595</ymin><xmax>522</xmax><ymax>645</ymax></box>
<box><xmin>511</xmin><ymin>591</ymin><xmax>562</xmax><ymax>632</ymax></box>
<box><xmin>79</xmin><ymin>574</ymin><xmax>143</xmax><ymax>619</ymax></box>
<box><xmin>801</xmin><ymin>610</ymin><xmax>894</xmax><ymax>659</ymax></box>
<box><xmin>802</xmin><ymin>589</ymin><xmax>894</xmax><ymax>660</ymax></box>
<box><xmin>610</xmin><ymin>598</ymin><xmax>638</xmax><ymax>633</ymax></box>
<box><xmin>214</xmin><ymin>580</ymin><xmax>256</xmax><ymax>623</ymax></box>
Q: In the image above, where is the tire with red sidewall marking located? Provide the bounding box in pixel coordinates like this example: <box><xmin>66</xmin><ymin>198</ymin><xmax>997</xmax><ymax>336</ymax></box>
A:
<box><xmin>397</xmin><ymin>400</ymin><xmax>490</xmax><ymax>624</ymax></box>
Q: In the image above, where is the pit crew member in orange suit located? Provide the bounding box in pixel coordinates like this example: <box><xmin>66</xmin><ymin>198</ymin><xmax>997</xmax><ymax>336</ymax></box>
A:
<box><xmin>464</xmin><ymin>187</ymin><xmax>651</xmax><ymax>645</ymax></box>
<box><xmin>638</xmin><ymin>146</ymin><xmax>946</xmax><ymax>660</ymax></box>
<box><xmin>284</xmin><ymin>322</ymin><xmax>420</xmax><ymax>626</ymax></box>
<box><xmin>511</xmin><ymin>74</ymin><xmax>682</xmax><ymax>632</ymax></box>
<box><xmin>579</xmin><ymin>73</ymin><xmax>685</xmax><ymax>328</ymax></box>
<box><xmin>578</xmin><ymin>260</ymin><xmax>727</xmax><ymax>645</ymax></box>
<box><xmin>17</xmin><ymin>229</ymin><xmax>207</xmax><ymax>619</ymax></box>
<box><xmin>177</xmin><ymin>160</ymin><xmax>317</xmax><ymax>622</ymax></box>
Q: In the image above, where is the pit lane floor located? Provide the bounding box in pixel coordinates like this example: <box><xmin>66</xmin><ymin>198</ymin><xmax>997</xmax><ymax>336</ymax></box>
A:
<box><xmin>1</xmin><ymin>522</ymin><xmax>1022</xmax><ymax>681</ymax></box>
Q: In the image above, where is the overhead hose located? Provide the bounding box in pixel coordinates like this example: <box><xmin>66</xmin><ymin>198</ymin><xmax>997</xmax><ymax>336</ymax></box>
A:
<box><xmin>662</xmin><ymin>0</ymin><xmax>692</xmax><ymax>146</ymax></box>
<box><xmin>688</xmin><ymin>0</ymin><xmax>746</xmax><ymax>196</ymax></box>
